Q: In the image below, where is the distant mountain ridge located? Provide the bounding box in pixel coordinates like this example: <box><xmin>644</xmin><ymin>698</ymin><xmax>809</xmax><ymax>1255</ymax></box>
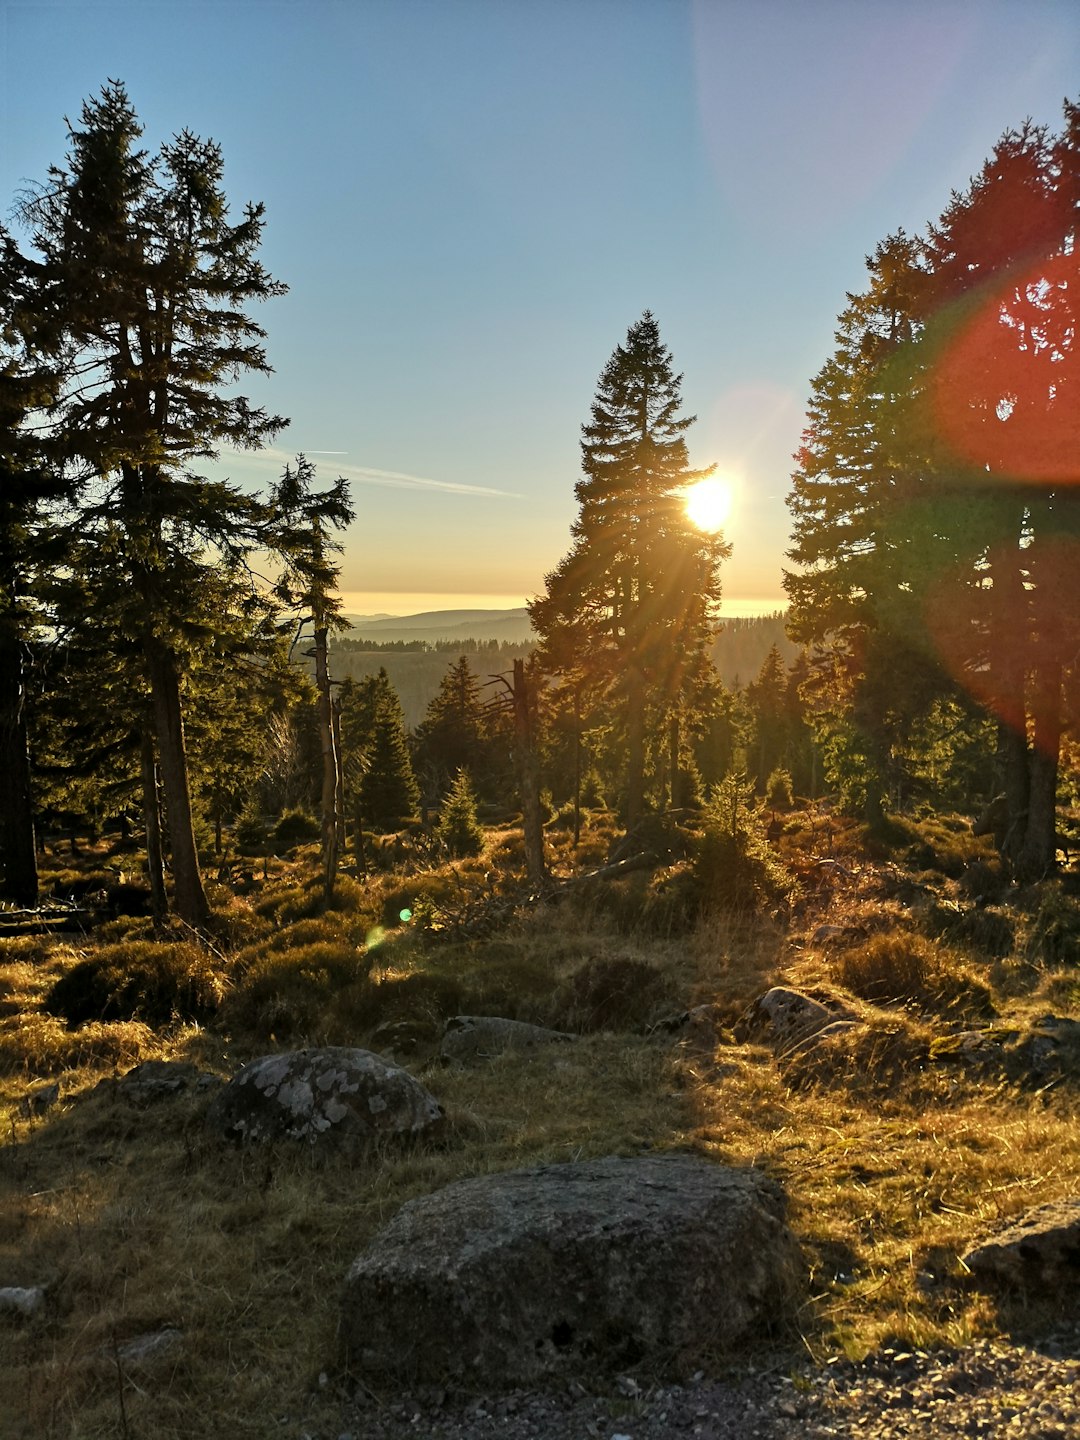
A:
<box><xmin>343</xmin><ymin>607</ymin><xmax>534</xmax><ymax>644</ymax></box>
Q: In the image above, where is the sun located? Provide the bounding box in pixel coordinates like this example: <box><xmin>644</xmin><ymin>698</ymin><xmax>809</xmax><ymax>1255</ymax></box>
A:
<box><xmin>683</xmin><ymin>476</ymin><xmax>732</xmax><ymax>532</ymax></box>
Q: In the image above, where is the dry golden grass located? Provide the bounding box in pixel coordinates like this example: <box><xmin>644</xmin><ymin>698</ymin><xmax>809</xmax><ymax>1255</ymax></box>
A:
<box><xmin>1</xmin><ymin>820</ymin><xmax>1078</xmax><ymax>1436</ymax></box>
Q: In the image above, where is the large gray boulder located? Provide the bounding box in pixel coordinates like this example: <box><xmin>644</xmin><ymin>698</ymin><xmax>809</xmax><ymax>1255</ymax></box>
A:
<box><xmin>341</xmin><ymin>1154</ymin><xmax>802</xmax><ymax>1385</ymax></box>
<box><xmin>205</xmin><ymin>1047</ymin><xmax>442</xmax><ymax>1149</ymax></box>
<box><xmin>962</xmin><ymin>1197</ymin><xmax>1080</xmax><ymax>1289</ymax></box>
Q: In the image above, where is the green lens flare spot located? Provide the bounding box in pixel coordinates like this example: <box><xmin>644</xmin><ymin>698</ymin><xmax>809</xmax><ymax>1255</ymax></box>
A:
<box><xmin>399</xmin><ymin>908</ymin><xmax>413</xmax><ymax>923</ymax></box>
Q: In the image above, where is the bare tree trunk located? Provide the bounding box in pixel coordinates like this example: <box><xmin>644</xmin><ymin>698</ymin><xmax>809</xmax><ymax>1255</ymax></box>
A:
<box><xmin>139</xmin><ymin>726</ymin><xmax>168</xmax><ymax>927</ymax></box>
<box><xmin>145</xmin><ymin>636</ymin><xmax>210</xmax><ymax>931</ymax></box>
<box><xmin>0</xmin><ymin>615</ymin><xmax>38</xmax><ymax>906</ymax></box>
<box><xmin>512</xmin><ymin>659</ymin><xmax>546</xmax><ymax>887</ymax></box>
<box><xmin>314</xmin><ymin>622</ymin><xmax>340</xmax><ymax>903</ymax></box>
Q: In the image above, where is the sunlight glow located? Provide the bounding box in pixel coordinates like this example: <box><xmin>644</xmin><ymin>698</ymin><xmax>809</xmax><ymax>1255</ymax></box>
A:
<box><xmin>683</xmin><ymin>476</ymin><xmax>732</xmax><ymax>532</ymax></box>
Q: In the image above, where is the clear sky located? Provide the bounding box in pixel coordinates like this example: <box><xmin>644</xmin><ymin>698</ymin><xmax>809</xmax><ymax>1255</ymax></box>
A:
<box><xmin>2</xmin><ymin>0</ymin><xmax>1078</xmax><ymax>616</ymax></box>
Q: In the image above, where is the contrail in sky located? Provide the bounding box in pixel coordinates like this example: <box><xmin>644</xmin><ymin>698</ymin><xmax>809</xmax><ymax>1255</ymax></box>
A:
<box><xmin>223</xmin><ymin>447</ymin><xmax>520</xmax><ymax>499</ymax></box>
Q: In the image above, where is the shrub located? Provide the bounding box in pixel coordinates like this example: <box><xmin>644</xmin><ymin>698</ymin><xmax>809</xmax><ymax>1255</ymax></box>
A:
<box><xmin>693</xmin><ymin>773</ymin><xmax>790</xmax><ymax>915</ymax></box>
<box><xmin>830</xmin><ymin>932</ymin><xmax>995</xmax><ymax>1019</ymax></box>
<box><xmin>219</xmin><ymin>941</ymin><xmax>373</xmax><ymax>1043</ymax></box>
<box><xmin>1024</xmin><ymin>886</ymin><xmax>1080</xmax><ymax>967</ymax></box>
<box><xmin>552</xmin><ymin>954</ymin><xmax>673</xmax><ymax>1033</ymax></box>
<box><xmin>765</xmin><ymin>767</ymin><xmax>794</xmax><ymax>810</ymax></box>
<box><xmin>44</xmin><ymin>943</ymin><xmax>225</xmax><ymax>1028</ymax></box>
<box><xmin>580</xmin><ymin>768</ymin><xmax>607</xmax><ymax>809</ymax></box>
<box><xmin>437</xmin><ymin>772</ymin><xmax>485</xmax><ymax>858</ymax></box>
<box><xmin>921</xmin><ymin>902</ymin><xmax>1015</xmax><ymax>959</ymax></box>
<box><xmin>234</xmin><ymin>801</ymin><xmax>270</xmax><ymax>850</ymax></box>
<box><xmin>273</xmin><ymin>808</ymin><xmax>321</xmax><ymax>850</ymax></box>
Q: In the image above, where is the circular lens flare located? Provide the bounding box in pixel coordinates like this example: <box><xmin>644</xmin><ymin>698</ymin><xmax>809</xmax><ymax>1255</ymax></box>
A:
<box><xmin>683</xmin><ymin>476</ymin><xmax>732</xmax><ymax>532</ymax></box>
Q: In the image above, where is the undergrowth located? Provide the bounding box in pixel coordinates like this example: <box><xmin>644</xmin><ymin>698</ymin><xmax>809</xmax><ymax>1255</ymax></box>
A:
<box><xmin>0</xmin><ymin>810</ymin><xmax>1077</xmax><ymax>1438</ymax></box>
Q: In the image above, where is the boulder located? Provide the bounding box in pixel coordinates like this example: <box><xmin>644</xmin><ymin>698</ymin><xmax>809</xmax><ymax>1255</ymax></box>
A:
<box><xmin>205</xmin><ymin>1047</ymin><xmax>442</xmax><ymax>1149</ymax></box>
<box><xmin>962</xmin><ymin>1197</ymin><xmax>1080</xmax><ymax>1289</ymax></box>
<box><xmin>744</xmin><ymin>987</ymin><xmax>842</xmax><ymax>1047</ymax></box>
<box><xmin>439</xmin><ymin>1015</ymin><xmax>574</xmax><ymax>1065</ymax></box>
<box><xmin>341</xmin><ymin>1153</ymin><xmax>803</xmax><ymax>1386</ymax></box>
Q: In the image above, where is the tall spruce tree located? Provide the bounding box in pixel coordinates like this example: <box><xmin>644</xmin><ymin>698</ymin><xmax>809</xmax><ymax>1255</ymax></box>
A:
<box><xmin>785</xmin><ymin>233</ymin><xmax>952</xmax><ymax>826</ymax></box>
<box><xmin>14</xmin><ymin>82</ymin><xmax>288</xmax><ymax>927</ymax></box>
<box><xmin>919</xmin><ymin>113</ymin><xmax>1080</xmax><ymax>874</ymax></box>
<box><xmin>786</xmin><ymin>105</ymin><xmax>1080</xmax><ymax>868</ymax></box>
<box><xmin>530</xmin><ymin>312</ymin><xmax>728</xmax><ymax>827</ymax></box>
<box><xmin>0</xmin><ymin>230</ymin><xmax>66</xmax><ymax>903</ymax></box>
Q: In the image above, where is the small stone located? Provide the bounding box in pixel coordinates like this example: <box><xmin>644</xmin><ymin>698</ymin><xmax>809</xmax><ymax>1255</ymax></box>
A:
<box><xmin>0</xmin><ymin>1286</ymin><xmax>46</xmax><ymax>1318</ymax></box>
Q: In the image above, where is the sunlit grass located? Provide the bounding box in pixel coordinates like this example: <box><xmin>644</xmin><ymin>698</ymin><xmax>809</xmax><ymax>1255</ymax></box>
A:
<box><xmin>1</xmin><ymin>819</ymin><xmax>1078</xmax><ymax>1434</ymax></box>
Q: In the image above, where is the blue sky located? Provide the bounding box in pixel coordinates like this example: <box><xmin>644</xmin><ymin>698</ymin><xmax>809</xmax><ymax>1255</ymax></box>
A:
<box><xmin>2</xmin><ymin>0</ymin><xmax>1078</xmax><ymax>615</ymax></box>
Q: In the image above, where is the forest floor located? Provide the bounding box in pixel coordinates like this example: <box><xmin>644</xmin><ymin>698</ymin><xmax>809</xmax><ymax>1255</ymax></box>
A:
<box><xmin>1</xmin><ymin>805</ymin><xmax>1078</xmax><ymax>1438</ymax></box>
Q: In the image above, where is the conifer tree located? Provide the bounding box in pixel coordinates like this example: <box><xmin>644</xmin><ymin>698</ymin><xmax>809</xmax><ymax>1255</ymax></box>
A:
<box><xmin>786</xmin><ymin>105</ymin><xmax>1080</xmax><ymax>865</ymax></box>
<box><xmin>414</xmin><ymin>655</ymin><xmax>490</xmax><ymax>798</ymax></box>
<box><xmin>530</xmin><ymin>312</ymin><xmax>728</xmax><ymax>827</ymax></box>
<box><xmin>437</xmin><ymin>770</ymin><xmax>484</xmax><ymax>858</ymax></box>
<box><xmin>356</xmin><ymin>670</ymin><xmax>420</xmax><ymax>831</ymax></box>
<box><xmin>0</xmin><ymin>231</ymin><xmax>66</xmax><ymax>903</ymax></box>
<box><xmin>14</xmin><ymin>82</ymin><xmax>288</xmax><ymax>927</ymax></box>
<box><xmin>267</xmin><ymin>454</ymin><xmax>353</xmax><ymax>901</ymax></box>
<box><xmin>747</xmin><ymin>645</ymin><xmax>790</xmax><ymax>789</ymax></box>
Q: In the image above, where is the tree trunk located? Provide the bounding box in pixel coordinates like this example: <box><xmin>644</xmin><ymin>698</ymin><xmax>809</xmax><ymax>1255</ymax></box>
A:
<box><xmin>145</xmin><ymin>636</ymin><xmax>210</xmax><ymax>931</ymax></box>
<box><xmin>668</xmin><ymin>711</ymin><xmax>681</xmax><ymax>811</ymax></box>
<box><xmin>512</xmin><ymin>659</ymin><xmax>546</xmax><ymax>888</ymax></box>
<box><xmin>139</xmin><ymin>725</ymin><xmax>168</xmax><ymax>927</ymax></box>
<box><xmin>986</xmin><ymin>527</ymin><xmax>1031</xmax><ymax>866</ymax></box>
<box><xmin>0</xmin><ymin>617</ymin><xmax>38</xmax><ymax>906</ymax></box>
<box><xmin>572</xmin><ymin>682</ymin><xmax>582</xmax><ymax>848</ymax></box>
<box><xmin>625</xmin><ymin>669</ymin><xmax>646</xmax><ymax>830</ymax></box>
<box><xmin>314</xmin><ymin>622</ymin><xmax>340</xmax><ymax>903</ymax></box>
<box><xmin>1018</xmin><ymin>653</ymin><xmax>1062</xmax><ymax>880</ymax></box>
<box><xmin>331</xmin><ymin>695</ymin><xmax>346</xmax><ymax>852</ymax></box>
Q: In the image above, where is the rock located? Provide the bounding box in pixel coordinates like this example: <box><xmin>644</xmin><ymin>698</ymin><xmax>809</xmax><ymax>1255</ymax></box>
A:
<box><xmin>439</xmin><ymin>1015</ymin><xmax>574</xmax><ymax>1065</ymax></box>
<box><xmin>1008</xmin><ymin>1015</ymin><xmax>1080</xmax><ymax>1077</ymax></box>
<box><xmin>0</xmin><ymin>1285</ymin><xmax>47</xmax><ymax>1320</ymax></box>
<box><xmin>962</xmin><ymin>1197</ymin><xmax>1080</xmax><ymax>1288</ymax></box>
<box><xmin>115</xmin><ymin>1328</ymin><xmax>183</xmax><ymax>1366</ymax></box>
<box><xmin>205</xmin><ymin>1047</ymin><xmax>442</xmax><ymax>1149</ymax></box>
<box><xmin>115</xmin><ymin>1059</ymin><xmax>219</xmax><ymax>1103</ymax></box>
<box><xmin>369</xmin><ymin>1017</ymin><xmax>441</xmax><ymax>1059</ymax></box>
<box><xmin>341</xmin><ymin>1153</ymin><xmax>803</xmax><ymax>1386</ymax></box>
<box><xmin>18</xmin><ymin>1081</ymin><xmax>60</xmax><ymax>1119</ymax></box>
<box><xmin>929</xmin><ymin>1031</ymin><xmax>1007</xmax><ymax>1065</ymax></box>
<box><xmin>745</xmin><ymin>987</ymin><xmax>840</xmax><ymax>1046</ymax></box>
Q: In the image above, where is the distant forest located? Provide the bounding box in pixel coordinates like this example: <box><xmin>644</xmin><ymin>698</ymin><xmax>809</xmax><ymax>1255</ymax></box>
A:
<box><xmin>336</xmin><ymin>614</ymin><xmax>794</xmax><ymax>728</ymax></box>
